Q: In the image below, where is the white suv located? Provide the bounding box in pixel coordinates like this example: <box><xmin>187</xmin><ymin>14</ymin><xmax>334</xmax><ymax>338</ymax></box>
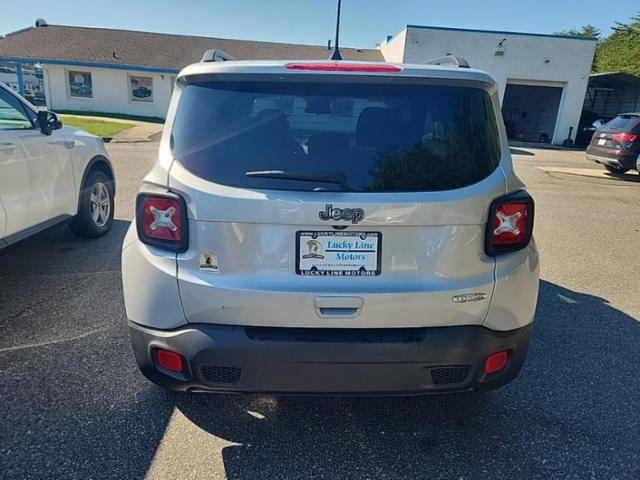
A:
<box><xmin>0</xmin><ymin>83</ymin><xmax>115</xmax><ymax>247</ymax></box>
<box><xmin>122</xmin><ymin>57</ymin><xmax>539</xmax><ymax>395</ymax></box>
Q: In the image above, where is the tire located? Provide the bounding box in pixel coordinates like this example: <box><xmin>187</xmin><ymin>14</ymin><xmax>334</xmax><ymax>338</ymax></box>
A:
<box><xmin>68</xmin><ymin>170</ymin><xmax>114</xmax><ymax>238</ymax></box>
<box><xmin>604</xmin><ymin>165</ymin><xmax>629</xmax><ymax>174</ymax></box>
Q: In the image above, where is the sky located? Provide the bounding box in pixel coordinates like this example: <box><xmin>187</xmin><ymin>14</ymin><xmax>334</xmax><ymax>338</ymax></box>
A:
<box><xmin>1</xmin><ymin>0</ymin><xmax>638</xmax><ymax>48</ymax></box>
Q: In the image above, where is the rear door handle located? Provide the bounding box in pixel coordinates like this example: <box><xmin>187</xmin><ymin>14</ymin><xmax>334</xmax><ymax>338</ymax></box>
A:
<box><xmin>314</xmin><ymin>296</ymin><xmax>363</xmax><ymax>318</ymax></box>
<box><xmin>0</xmin><ymin>142</ymin><xmax>16</xmax><ymax>151</ymax></box>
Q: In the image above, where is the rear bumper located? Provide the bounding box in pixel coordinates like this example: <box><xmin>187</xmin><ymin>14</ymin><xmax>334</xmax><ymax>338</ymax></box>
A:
<box><xmin>128</xmin><ymin>321</ymin><xmax>532</xmax><ymax>395</ymax></box>
<box><xmin>586</xmin><ymin>151</ymin><xmax>639</xmax><ymax>170</ymax></box>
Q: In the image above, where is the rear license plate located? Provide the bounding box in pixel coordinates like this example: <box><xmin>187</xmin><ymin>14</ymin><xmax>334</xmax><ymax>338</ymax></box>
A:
<box><xmin>296</xmin><ymin>231</ymin><xmax>381</xmax><ymax>276</ymax></box>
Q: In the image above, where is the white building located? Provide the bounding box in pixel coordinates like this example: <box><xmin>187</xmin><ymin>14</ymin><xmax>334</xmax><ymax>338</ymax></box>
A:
<box><xmin>1</xmin><ymin>21</ymin><xmax>598</xmax><ymax>145</ymax></box>
<box><xmin>381</xmin><ymin>25</ymin><xmax>597</xmax><ymax>144</ymax></box>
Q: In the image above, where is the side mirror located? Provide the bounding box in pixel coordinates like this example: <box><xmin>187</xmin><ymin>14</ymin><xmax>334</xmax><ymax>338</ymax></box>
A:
<box><xmin>592</xmin><ymin>119</ymin><xmax>605</xmax><ymax>129</ymax></box>
<box><xmin>37</xmin><ymin>110</ymin><xmax>62</xmax><ymax>135</ymax></box>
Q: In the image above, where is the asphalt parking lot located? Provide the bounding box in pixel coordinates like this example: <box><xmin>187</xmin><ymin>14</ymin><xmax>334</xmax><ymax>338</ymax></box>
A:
<box><xmin>1</xmin><ymin>143</ymin><xmax>639</xmax><ymax>479</ymax></box>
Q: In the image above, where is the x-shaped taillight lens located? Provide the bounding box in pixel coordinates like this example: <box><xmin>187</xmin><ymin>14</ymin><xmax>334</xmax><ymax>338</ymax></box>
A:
<box><xmin>486</xmin><ymin>192</ymin><xmax>534</xmax><ymax>256</ymax></box>
<box><xmin>136</xmin><ymin>194</ymin><xmax>188</xmax><ymax>252</ymax></box>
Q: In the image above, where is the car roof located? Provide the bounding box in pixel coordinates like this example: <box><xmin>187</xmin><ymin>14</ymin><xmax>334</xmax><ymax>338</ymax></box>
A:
<box><xmin>177</xmin><ymin>59</ymin><xmax>498</xmax><ymax>87</ymax></box>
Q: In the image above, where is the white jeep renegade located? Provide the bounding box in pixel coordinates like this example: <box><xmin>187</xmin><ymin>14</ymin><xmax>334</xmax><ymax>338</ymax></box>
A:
<box><xmin>122</xmin><ymin>55</ymin><xmax>539</xmax><ymax>395</ymax></box>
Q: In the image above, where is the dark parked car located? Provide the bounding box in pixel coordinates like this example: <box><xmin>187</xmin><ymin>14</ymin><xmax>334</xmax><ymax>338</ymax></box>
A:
<box><xmin>575</xmin><ymin>110</ymin><xmax>614</xmax><ymax>147</ymax></box>
<box><xmin>586</xmin><ymin>113</ymin><xmax>640</xmax><ymax>173</ymax></box>
<box><xmin>70</xmin><ymin>84</ymin><xmax>92</xmax><ymax>97</ymax></box>
<box><xmin>132</xmin><ymin>86</ymin><xmax>152</xmax><ymax>98</ymax></box>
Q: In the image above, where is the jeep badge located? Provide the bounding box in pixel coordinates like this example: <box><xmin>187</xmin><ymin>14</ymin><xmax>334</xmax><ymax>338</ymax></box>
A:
<box><xmin>319</xmin><ymin>204</ymin><xmax>365</xmax><ymax>224</ymax></box>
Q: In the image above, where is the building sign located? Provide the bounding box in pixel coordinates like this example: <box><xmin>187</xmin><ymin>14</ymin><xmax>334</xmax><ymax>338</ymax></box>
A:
<box><xmin>68</xmin><ymin>71</ymin><xmax>93</xmax><ymax>98</ymax></box>
<box><xmin>129</xmin><ymin>75</ymin><xmax>153</xmax><ymax>102</ymax></box>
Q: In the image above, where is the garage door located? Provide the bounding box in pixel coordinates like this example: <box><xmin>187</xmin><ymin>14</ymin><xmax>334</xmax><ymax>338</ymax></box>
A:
<box><xmin>502</xmin><ymin>84</ymin><xmax>563</xmax><ymax>143</ymax></box>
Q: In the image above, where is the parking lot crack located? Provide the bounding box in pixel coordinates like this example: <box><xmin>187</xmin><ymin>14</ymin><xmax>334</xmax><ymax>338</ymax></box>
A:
<box><xmin>0</xmin><ymin>325</ymin><xmax>115</xmax><ymax>353</ymax></box>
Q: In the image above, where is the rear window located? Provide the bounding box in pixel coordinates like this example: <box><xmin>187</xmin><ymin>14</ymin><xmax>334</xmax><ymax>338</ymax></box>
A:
<box><xmin>171</xmin><ymin>79</ymin><xmax>501</xmax><ymax>192</ymax></box>
<box><xmin>603</xmin><ymin>115</ymin><xmax>640</xmax><ymax>133</ymax></box>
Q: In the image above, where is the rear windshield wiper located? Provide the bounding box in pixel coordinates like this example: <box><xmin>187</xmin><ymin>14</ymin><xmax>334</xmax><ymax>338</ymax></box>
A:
<box><xmin>245</xmin><ymin>170</ymin><xmax>351</xmax><ymax>191</ymax></box>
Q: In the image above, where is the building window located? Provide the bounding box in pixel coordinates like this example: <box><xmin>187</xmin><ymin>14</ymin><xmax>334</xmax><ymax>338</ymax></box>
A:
<box><xmin>129</xmin><ymin>75</ymin><xmax>154</xmax><ymax>103</ymax></box>
<box><xmin>68</xmin><ymin>70</ymin><xmax>93</xmax><ymax>98</ymax></box>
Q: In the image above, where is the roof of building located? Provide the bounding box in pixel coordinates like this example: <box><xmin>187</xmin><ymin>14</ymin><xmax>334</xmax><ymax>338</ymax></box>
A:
<box><xmin>589</xmin><ymin>72</ymin><xmax>640</xmax><ymax>86</ymax></box>
<box><xmin>0</xmin><ymin>24</ymin><xmax>383</xmax><ymax>73</ymax></box>
<box><xmin>405</xmin><ymin>24</ymin><xmax>598</xmax><ymax>41</ymax></box>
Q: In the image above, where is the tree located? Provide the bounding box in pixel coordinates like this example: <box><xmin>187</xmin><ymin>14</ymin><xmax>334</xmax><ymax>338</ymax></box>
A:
<box><xmin>554</xmin><ymin>24</ymin><xmax>601</xmax><ymax>38</ymax></box>
<box><xmin>594</xmin><ymin>14</ymin><xmax>640</xmax><ymax>76</ymax></box>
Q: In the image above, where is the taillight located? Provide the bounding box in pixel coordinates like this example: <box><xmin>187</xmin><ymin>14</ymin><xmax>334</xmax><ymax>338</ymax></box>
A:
<box><xmin>612</xmin><ymin>132</ymin><xmax>638</xmax><ymax>143</ymax></box>
<box><xmin>485</xmin><ymin>191</ymin><xmax>534</xmax><ymax>256</ymax></box>
<box><xmin>136</xmin><ymin>193</ymin><xmax>188</xmax><ymax>252</ymax></box>
<box><xmin>285</xmin><ymin>62</ymin><xmax>402</xmax><ymax>72</ymax></box>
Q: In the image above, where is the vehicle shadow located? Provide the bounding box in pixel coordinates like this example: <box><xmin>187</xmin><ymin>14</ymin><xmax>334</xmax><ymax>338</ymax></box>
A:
<box><xmin>603</xmin><ymin>170</ymin><xmax>640</xmax><ymax>183</ymax></box>
<box><xmin>0</xmin><ymin>220</ymin><xmax>130</xmax><ymax>349</ymax></box>
<box><xmin>171</xmin><ymin>280</ymin><xmax>640</xmax><ymax>479</ymax></box>
<box><xmin>0</xmin><ymin>218</ymin><xmax>129</xmax><ymax>275</ymax></box>
<box><xmin>0</xmin><ymin>219</ymin><xmax>176</xmax><ymax>479</ymax></box>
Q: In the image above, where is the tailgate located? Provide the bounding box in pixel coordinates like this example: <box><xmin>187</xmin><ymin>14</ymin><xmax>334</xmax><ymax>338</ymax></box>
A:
<box><xmin>172</xmin><ymin>163</ymin><xmax>506</xmax><ymax>328</ymax></box>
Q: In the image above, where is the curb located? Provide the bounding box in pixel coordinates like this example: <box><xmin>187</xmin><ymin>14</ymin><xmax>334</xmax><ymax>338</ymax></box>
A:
<box><xmin>102</xmin><ymin>131</ymin><xmax>162</xmax><ymax>143</ymax></box>
<box><xmin>509</xmin><ymin>141</ymin><xmax>585</xmax><ymax>152</ymax></box>
<box><xmin>106</xmin><ymin>137</ymin><xmax>154</xmax><ymax>143</ymax></box>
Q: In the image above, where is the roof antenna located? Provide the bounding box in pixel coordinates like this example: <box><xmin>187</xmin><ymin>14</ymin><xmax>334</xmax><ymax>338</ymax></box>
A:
<box><xmin>330</xmin><ymin>0</ymin><xmax>342</xmax><ymax>60</ymax></box>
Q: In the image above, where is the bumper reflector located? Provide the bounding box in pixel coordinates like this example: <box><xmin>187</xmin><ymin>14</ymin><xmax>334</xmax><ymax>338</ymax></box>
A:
<box><xmin>156</xmin><ymin>349</ymin><xmax>184</xmax><ymax>373</ymax></box>
<box><xmin>484</xmin><ymin>350</ymin><xmax>509</xmax><ymax>374</ymax></box>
